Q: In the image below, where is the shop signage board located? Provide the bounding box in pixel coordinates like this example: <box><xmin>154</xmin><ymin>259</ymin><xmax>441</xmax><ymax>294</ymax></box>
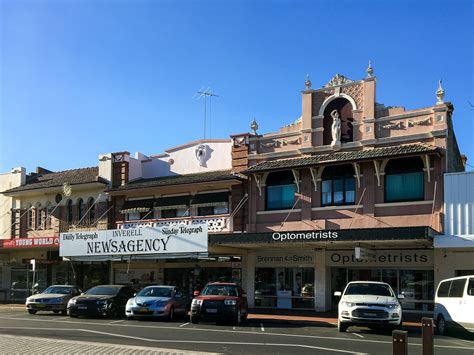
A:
<box><xmin>328</xmin><ymin>249</ymin><xmax>433</xmax><ymax>267</ymax></box>
<box><xmin>255</xmin><ymin>252</ymin><xmax>314</xmax><ymax>266</ymax></box>
<box><xmin>59</xmin><ymin>223</ymin><xmax>208</xmax><ymax>257</ymax></box>
<box><xmin>0</xmin><ymin>237</ymin><xmax>59</xmax><ymax>249</ymax></box>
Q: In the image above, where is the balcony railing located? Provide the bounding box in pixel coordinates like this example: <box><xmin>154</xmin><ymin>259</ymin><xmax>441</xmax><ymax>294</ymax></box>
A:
<box><xmin>116</xmin><ymin>214</ymin><xmax>233</xmax><ymax>233</ymax></box>
<box><xmin>59</xmin><ymin>219</ymin><xmax>108</xmax><ymax>233</ymax></box>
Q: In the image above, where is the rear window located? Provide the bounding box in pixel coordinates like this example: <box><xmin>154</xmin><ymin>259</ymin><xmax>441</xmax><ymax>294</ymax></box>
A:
<box><xmin>437</xmin><ymin>281</ymin><xmax>451</xmax><ymax>297</ymax></box>
<box><xmin>449</xmin><ymin>279</ymin><xmax>466</xmax><ymax>298</ymax></box>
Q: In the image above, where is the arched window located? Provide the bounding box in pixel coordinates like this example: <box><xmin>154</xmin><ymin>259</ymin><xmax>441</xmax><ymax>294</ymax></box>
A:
<box><xmin>321</xmin><ymin>165</ymin><xmax>356</xmax><ymax>206</ymax></box>
<box><xmin>265</xmin><ymin>171</ymin><xmax>296</xmax><ymax>210</ymax></box>
<box><xmin>385</xmin><ymin>157</ymin><xmax>424</xmax><ymax>202</ymax></box>
<box><xmin>67</xmin><ymin>199</ymin><xmax>73</xmax><ymax>223</ymax></box>
<box><xmin>26</xmin><ymin>204</ymin><xmax>33</xmax><ymax>229</ymax></box>
<box><xmin>77</xmin><ymin>198</ymin><xmax>84</xmax><ymax>222</ymax></box>
<box><xmin>88</xmin><ymin>197</ymin><xmax>95</xmax><ymax>223</ymax></box>
<box><xmin>35</xmin><ymin>203</ymin><xmax>42</xmax><ymax>229</ymax></box>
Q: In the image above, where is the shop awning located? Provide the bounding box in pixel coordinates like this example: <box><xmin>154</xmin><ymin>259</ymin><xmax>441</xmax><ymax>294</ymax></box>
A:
<box><xmin>192</xmin><ymin>192</ymin><xmax>229</xmax><ymax>208</ymax></box>
<box><xmin>65</xmin><ymin>252</ymin><xmax>209</xmax><ymax>262</ymax></box>
<box><xmin>153</xmin><ymin>195</ymin><xmax>191</xmax><ymax>210</ymax></box>
<box><xmin>120</xmin><ymin>199</ymin><xmax>155</xmax><ymax>214</ymax></box>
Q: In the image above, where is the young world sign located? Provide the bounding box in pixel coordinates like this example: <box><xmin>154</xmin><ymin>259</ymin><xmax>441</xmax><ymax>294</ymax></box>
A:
<box><xmin>59</xmin><ymin>224</ymin><xmax>208</xmax><ymax>257</ymax></box>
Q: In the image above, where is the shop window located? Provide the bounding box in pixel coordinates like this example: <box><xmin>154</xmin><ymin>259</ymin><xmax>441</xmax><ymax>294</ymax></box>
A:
<box><xmin>67</xmin><ymin>199</ymin><xmax>73</xmax><ymax>223</ymax></box>
<box><xmin>385</xmin><ymin>157</ymin><xmax>424</xmax><ymax>202</ymax></box>
<box><xmin>321</xmin><ymin>165</ymin><xmax>355</xmax><ymax>206</ymax></box>
<box><xmin>265</xmin><ymin>171</ymin><xmax>296</xmax><ymax>210</ymax></box>
<box><xmin>88</xmin><ymin>197</ymin><xmax>95</xmax><ymax>223</ymax></box>
<box><xmin>399</xmin><ymin>270</ymin><xmax>434</xmax><ymax>311</ymax></box>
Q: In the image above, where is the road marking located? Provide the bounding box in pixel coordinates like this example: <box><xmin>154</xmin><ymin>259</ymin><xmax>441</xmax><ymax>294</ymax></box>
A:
<box><xmin>179</xmin><ymin>322</ymin><xmax>189</xmax><ymax>328</ymax></box>
<box><xmin>260</xmin><ymin>323</ymin><xmax>265</xmax><ymax>332</ymax></box>
<box><xmin>0</xmin><ymin>318</ymin><xmax>472</xmax><ymax>351</ymax></box>
<box><xmin>351</xmin><ymin>332</ymin><xmax>364</xmax><ymax>338</ymax></box>
<box><xmin>232</xmin><ymin>326</ymin><xmax>236</xmax><ymax>331</ymax></box>
<box><xmin>110</xmin><ymin>320</ymin><xmax>124</xmax><ymax>324</ymax></box>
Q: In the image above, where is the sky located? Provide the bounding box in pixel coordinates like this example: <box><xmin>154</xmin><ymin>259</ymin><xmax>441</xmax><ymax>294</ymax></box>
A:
<box><xmin>0</xmin><ymin>0</ymin><xmax>473</xmax><ymax>173</ymax></box>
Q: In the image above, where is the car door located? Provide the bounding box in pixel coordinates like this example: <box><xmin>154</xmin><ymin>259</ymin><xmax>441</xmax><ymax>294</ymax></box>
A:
<box><xmin>448</xmin><ymin>278</ymin><xmax>467</xmax><ymax>325</ymax></box>
<box><xmin>457</xmin><ymin>278</ymin><xmax>474</xmax><ymax>328</ymax></box>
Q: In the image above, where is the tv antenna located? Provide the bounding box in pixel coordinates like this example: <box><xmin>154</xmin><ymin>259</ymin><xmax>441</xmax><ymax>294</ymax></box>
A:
<box><xmin>194</xmin><ymin>87</ymin><xmax>219</xmax><ymax>139</ymax></box>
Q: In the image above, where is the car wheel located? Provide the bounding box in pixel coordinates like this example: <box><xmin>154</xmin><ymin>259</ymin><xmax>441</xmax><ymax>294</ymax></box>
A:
<box><xmin>190</xmin><ymin>314</ymin><xmax>199</xmax><ymax>324</ymax></box>
<box><xmin>241</xmin><ymin>310</ymin><xmax>248</xmax><ymax>323</ymax></box>
<box><xmin>338</xmin><ymin>320</ymin><xmax>348</xmax><ymax>332</ymax></box>
<box><xmin>27</xmin><ymin>309</ymin><xmax>37</xmax><ymax>315</ymax></box>
<box><xmin>168</xmin><ymin>307</ymin><xmax>174</xmax><ymax>321</ymax></box>
<box><xmin>436</xmin><ymin>315</ymin><xmax>448</xmax><ymax>335</ymax></box>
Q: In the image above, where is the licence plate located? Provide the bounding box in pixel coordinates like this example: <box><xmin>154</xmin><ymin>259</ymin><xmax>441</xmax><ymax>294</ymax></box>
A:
<box><xmin>363</xmin><ymin>313</ymin><xmax>373</xmax><ymax>317</ymax></box>
<box><xmin>136</xmin><ymin>308</ymin><xmax>148</xmax><ymax>312</ymax></box>
<box><xmin>78</xmin><ymin>306</ymin><xmax>87</xmax><ymax>310</ymax></box>
<box><xmin>206</xmin><ymin>308</ymin><xmax>218</xmax><ymax>313</ymax></box>
<box><xmin>35</xmin><ymin>304</ymin><xmax>46</xmax><ymax>308</ymax></box>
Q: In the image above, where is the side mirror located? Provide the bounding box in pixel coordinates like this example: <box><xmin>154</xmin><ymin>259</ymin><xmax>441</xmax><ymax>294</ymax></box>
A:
<box><xmin>193</xmin><ymin>290</ymin><xmax>200</xmax><ymax>297</ymax></box>
<box><xmin>397</xmin><ymin>294</ymin><xmax>405</xmax><ymax>299</ymax></box>
<box><xmin>468</xmin><ymin>288</ymin><xmax>474</xmax><ymax>296</ymax></box>
<box><xmin>334</xmin><ymin>291</ymin><xmax>342</xmax><ymax>297</ymax></box>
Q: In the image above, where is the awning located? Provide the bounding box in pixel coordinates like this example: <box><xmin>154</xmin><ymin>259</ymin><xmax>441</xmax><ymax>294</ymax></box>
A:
<box><xmin>154</xmin><ymin>195</ymin><xmax>191</xmax><ymax>210</ymax></box>
<box><xmin>65</xmin><ymin>253</ymin><xmax>209</xmax><ymax>262</ymax></box>
<box><xmin>120</xmin><ymin>199</ymin><xmax>154</xmax><ymax>214</ymax></box>
<box><xmin>192</xmin><ymin>192</ymin><xmax>229</xmax><ymax>208</ymax></box>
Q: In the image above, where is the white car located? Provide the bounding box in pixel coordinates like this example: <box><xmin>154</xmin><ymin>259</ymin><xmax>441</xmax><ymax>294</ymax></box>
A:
<box><xmin>434</xmin><ymin>275</ymin><xmax>474</xmax><ymax>335</ymax></box>
<box><xmin>335</xmin><ymin>281</ymin><xmax>404</xmax><ymax>332</ymax></box>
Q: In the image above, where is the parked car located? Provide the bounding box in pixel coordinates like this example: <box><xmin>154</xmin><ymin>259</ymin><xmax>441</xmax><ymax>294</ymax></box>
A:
<box><xmin>434</xmin><ymin>275</ymin><xmax>474</xmax><ymax>335</ymax></box>
<box><xmin>26</xmin><ymin>285</ymin><xmax>82</xmax><ymax>315</ymax></box>
<box><xmin>68</xmin><ymin>285</ymin><xmax>135</xmax><ymax>318</ymax></box>
<box><xmin>190</xmin><ymin>282</ymin><xmax>248</xmax><ymax>325</ymax></box>
<box><xmin>125</xmin><ymin>285</ymin><xmax>188</xmax><ymax>320</ymax></box>
<box><xmin>334</xmin><ymin>281</ymin><xmax>404</xmax><ymax>332</ymax></box>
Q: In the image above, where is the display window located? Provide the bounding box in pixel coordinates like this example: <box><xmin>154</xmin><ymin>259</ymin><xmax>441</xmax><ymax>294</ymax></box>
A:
<box><xmin>255</xmin><ymin>267</ymin><xmax>314</xmax><ymax>309</ymax></box>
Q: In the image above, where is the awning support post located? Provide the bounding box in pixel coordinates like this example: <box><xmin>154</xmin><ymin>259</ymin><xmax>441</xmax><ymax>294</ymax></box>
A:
<box><xmin>352</xmin><ymin>162</ymin><xmax>361</xmax><ymax>188</ymax></box>
<box><xmin>253</xmin><ymin>172</ymin><xmax>268</xmax><ymax>196</ymax></box>
<box><xmin>422</xmin><ymin>154</ymin><xmax>431</xmax><ymax>182</ymax></box>
<box><xmin>291</xmin><ymin>169</ymin><xmax>301</xmax><ymax>192</ymax></box>
<box><xmin>309</xmin><ymin>166</ymin><xmax>325</xmax><ymax>191</ymax></box>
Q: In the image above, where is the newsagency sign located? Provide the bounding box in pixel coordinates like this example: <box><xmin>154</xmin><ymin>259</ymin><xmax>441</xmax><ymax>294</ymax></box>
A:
<box><xmin>59</xmin><ymin>224</ymin><xmax>208</xmax><ymax>257</ymax></box>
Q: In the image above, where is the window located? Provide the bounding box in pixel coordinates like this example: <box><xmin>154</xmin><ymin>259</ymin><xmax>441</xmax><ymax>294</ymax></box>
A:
<box><xmin>45</xmin><ymin>202</ymin><xmax>53</xmax><ymax>229</ymax></box>
<box><xmin>161</xmin><ymin>209</ymin><xmax>177</xmax><ymax>218</ymax></box>
<box><xmin>88</xmin><ymin>198</ymin><xmax>95</xmax><ymax>223</ymax></box>
<box><xmin>26</xmin><ymin>205</ymin><xmax>33</xmax><ymax>229</ymax></box>
<box><xmin>385</xmin><ymin>157</ymin><xmax>424</xmax><ymax>202</ymax></box>
<box><xmin>321</xmin><ymin>165</ymin><xmax>355</xmax><ymax>206</ymax></box>
<box><xmin>437</xmin><ymin>281</ymin><xmax>451</xmax><ymax>297</ymax></box>
<box><xmin>196</xmin><ymin>205</ymin><xmax>229</xmax><ymax>216</ymax></box>
<box><xmin>265</xmin><ymin>171</ymin><xmax>296</xmax><ymax>210</ymax></box>
<box><xmin>77</xmin><ymin>198</ymin><xmax>84</xmax><ymax>222</ymax></box>
<box><xmin>449</xmin><ymin>279</ymin><xmax>466</xmax><ymax>298</ymax></box>
<box><xmin>67</xmin><ymin>200</ymin><xmax>73</xmax><ymax>223</ymax></box>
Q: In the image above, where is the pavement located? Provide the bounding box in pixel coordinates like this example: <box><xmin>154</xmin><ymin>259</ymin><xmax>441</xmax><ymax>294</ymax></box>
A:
<box><xmin>0</xmin><ymin>307</ymin><xmax>472</xmax><ymax>354</ymax></box>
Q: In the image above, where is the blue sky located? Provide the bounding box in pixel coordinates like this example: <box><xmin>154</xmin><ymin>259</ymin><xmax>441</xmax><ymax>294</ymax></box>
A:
<box><xmin>0</xmin><ymin>0</ymin><xmax>473</xmax><ymax>173</ymax></box>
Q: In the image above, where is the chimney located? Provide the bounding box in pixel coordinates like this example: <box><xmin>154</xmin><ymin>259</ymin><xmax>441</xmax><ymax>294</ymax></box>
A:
<box><xmin>230</xmin><ymin>133</ymin><xmax>249</xmax><ymax>173</ymax></box>
<box><xmin>111</xmin><ymin>152</ymin><xmax>130</xmax><ymax>188</ymax></box>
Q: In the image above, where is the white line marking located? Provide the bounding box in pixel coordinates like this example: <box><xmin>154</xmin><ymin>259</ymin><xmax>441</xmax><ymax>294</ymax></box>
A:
<box><xmin>351</xmin><ymin>332</ymin><xmax>364</xmax><ymax>338</ymax></box>
<box><xmin>110</xmin><ymin>320</ymin><xmax>124</xmax><ymax>324</ymax></box>
<box><xmin>260</xmin><ymin>323</ymin><xmax>265</xmax><ymax>332</ymax></box>
<box><xmin>179</xmin><ymin>322</ymin><xmax>189</xmax><ymax>328</ymax></box>
<box><xmin>232</xmin><ymin>326</ymin><xmax>236</xmax><ymax>331</ymax></box>
<box><xmin>0</xmin><ymin>317</ymin><xmax>472</xmax><ymax>350</ymax></box>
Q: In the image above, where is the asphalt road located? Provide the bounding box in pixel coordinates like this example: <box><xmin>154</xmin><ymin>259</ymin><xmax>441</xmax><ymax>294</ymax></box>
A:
<box><xmin>0</xmin><ymin>308</ymin><xmax>472</xmax><ymax>354</ymax></box>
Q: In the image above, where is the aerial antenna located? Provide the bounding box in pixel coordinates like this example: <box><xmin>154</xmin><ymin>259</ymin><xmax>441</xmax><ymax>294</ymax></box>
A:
<box><xmin>194</xmin><ymin>87</ymin><xmax>219</xmax><ymax>139</ymax></box>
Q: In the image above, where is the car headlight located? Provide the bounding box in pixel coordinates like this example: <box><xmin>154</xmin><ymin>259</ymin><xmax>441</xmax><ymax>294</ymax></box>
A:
<box><xmin>342</xmin><ymin>301</ymin><xmax>355</xmax><ymax>307</ymax></box>
<box><xmin>67</xmin><ymin>299</ymin><xmax>76</xmax><ymax>306</ymax></box>
<box><xmin>224</xmin><ymin>299</ymin><xmax>237</xmax><ymax>306</ymax></box>
<box><xmin>192</xmin><ymin>299</ymin><xmax>203</xmax><ymax>306</ymax></box>
<box><xmin>126</xmin><ymin>299</ymin><xmax>135</xmax><ymax>306</ymax></box>
<box><xmin>386</xmin><ymin>303</ymin><xmax>398</xmax><ymax>309</ymax></box>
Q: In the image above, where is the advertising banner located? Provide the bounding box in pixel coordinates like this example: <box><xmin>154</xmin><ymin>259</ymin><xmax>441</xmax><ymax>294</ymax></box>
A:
<box><xmin>59</xmin><ymin>223</ymin><xmax>208</xmax><ymax>257</ymax></box>
<box><xmin>0</xmin><ymin>237</ymin><xmax>59</xmax><ymax>249</ymax></box>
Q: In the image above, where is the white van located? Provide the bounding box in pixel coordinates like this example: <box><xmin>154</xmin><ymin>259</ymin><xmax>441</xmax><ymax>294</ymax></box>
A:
<box><xmin>434</xmin><ymin>276</ymin><xmax>474</xmax><ymax>335</ymax></box>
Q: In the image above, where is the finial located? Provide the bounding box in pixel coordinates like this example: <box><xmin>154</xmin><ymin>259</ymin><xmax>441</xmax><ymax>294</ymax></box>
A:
<box><xmin>436</xmin><ymin>79</ymin><xmax>445</xmax><ymax>104</ymax></box>
<box><xmin>305</xmin><ymin>74</ymin><xmax>311</xmax><ymax>90</ymax></box>
<box><xmin>250</xmin><ymin>118</ymin><xmax>259</xmax><ymax>135</ymax></box>
<box><xmin>366</xmin><ymin>60</ymin><xmax>374</xmax><ymax>78</ymax></box>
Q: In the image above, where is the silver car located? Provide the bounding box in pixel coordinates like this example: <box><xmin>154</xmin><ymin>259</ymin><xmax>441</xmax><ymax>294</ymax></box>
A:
<box><xmin>125</xmin><ymin>286</ymin><xmax>188</xmax><ymax>320</ymax></box>
<box><xmin>26</xmin><ymin>285</ymin><xmax>82</xmax><ymax>315</ymax></box>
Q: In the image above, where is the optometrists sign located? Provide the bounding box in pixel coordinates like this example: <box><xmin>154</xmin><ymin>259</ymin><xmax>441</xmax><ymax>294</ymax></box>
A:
<box><xmin>59</xmin><ymin>224</ymin><xmax>208</xmax><ymax>257</ymax></box>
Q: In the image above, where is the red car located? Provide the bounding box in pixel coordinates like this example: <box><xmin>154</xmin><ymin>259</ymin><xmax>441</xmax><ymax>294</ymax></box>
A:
<box><xmin>190</xmin><ymin>282</ymin><xmax>248</xmax><ymax>325</ymax></box>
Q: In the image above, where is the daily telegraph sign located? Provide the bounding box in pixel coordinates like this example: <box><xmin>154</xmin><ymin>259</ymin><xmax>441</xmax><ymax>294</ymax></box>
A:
<box><xmin>59</xmin><ymin>224</ymin><xmax>208</xmax><ymax>257</ymax></box>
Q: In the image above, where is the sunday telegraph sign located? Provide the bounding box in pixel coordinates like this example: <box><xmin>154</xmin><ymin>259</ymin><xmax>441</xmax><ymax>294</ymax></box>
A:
<box><xmin>59</xmin><ymin>224</ymin><xmax>208</xmax><ymax>257</ymax></box>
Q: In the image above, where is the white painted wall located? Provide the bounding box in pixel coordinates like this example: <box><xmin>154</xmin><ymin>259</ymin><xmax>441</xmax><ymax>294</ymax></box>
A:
<box><xmin>0</xmin><ymin>168</ymin><xmax>25</xmax><ymax>239</ymax></box>
<box><xmin>98</xmin><ymin>154</ymin><xmax>112</xmax><ymax>183</ymax></box>
<box><xmin>444</xmin><ymin>172</ymin><xmax>474</xmax><ymax>236</ymax></box>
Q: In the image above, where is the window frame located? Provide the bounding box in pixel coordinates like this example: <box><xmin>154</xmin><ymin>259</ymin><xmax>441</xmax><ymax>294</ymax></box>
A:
<box><xmin>384</xmin><ymin>158</ymin><xmax>425</xmax><ymax>203</ymax></box>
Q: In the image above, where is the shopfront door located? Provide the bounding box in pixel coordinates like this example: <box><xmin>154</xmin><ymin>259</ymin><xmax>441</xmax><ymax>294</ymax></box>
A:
<box><xmin>10</xmin><ymin>268</ymin><xmax>28</xmax><ymax>302</ymax></box>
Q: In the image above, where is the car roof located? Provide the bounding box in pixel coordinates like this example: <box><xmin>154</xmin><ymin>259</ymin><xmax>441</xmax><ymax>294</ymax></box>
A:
<box><xmin>91</xmin><ymin>285</ymin><xmax>125</xmax><ymax>288</ymax></box>
<box><xmin>47</xmin><ymin>285</ymin><xmax>76</xmax><ymax>287</ymax></box>
<box><xmin>206</xmin><ymin>282</ymin><xmax>238</xmax><ymax>286</ymax></box>
<box><xmin>143</xmin><ymin>285</ymin><xmax>175</xmax><ymax>289</ymax></box>
<box><xmin>346</xmin><ymin>281</ymin><xmax>390</xmax><ymax>285</ymax></box>
<box><xmin>439</xmin><ymin>275</ymin><xmax>474</xmax><ymax>283</ymax></box>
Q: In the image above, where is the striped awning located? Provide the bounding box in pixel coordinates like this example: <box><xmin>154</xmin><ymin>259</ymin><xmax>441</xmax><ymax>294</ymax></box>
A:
<box><xmin>191</xmin><ymin>192</ymin><xmax>229</xmax><ymax>208</ymax></box>
<box><xmin>120</xmin><ymin>199</ymin><xmax>154</xmax><ymax>214</ymax></box>
<box><xmin>153</xmin><ymin>195</ymin><xmax>191</xmax><ymax>210</ymax></box>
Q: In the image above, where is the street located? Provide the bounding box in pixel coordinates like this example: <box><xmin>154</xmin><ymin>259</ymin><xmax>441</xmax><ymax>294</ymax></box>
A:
<box><xmin>0</xmin><ymin>308</ymin><xmax>472</xmax><ymax>354</ymax></box>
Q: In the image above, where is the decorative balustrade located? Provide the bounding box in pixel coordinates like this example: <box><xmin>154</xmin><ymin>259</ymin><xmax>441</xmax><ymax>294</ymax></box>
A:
<box><xmin>116</xmin><ymin>215</ymin><xmax>232</xmax><ymax>233</ymax></box>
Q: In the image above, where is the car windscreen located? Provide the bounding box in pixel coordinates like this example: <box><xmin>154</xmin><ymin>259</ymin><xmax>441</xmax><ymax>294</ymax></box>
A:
<box><xmin>344</xmin><ymin>283</ymin><xmax>393</xmax><ymax>297</ymax></box>
<box><xmin>43</xmin><ymin>286</ymin><xmax>73</xmax><ymax>295</ymax></box>
<box><xmin>201</xmin><ymin>285</ymin><xmax>238</xmax><ymax>297</ymax></box>
<box><xmin>137</xmin><ymin>287</ymin><xmax>173</xmax><ymax>298</ymax></box>
<box><xmin>85</xmin><ymin>287</ymin><xmax>119</xmax><ymax>296</ymax></box>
